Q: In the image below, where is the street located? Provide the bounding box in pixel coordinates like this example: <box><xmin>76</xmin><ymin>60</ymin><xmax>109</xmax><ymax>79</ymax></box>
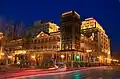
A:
<box><xmin>0</xmin><ymin>66</ymin><xmax>119</xmax><ymax>79</ymax></box>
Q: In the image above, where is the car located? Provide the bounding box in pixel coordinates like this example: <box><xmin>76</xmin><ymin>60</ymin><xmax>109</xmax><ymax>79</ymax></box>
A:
<box><xmin>56</xmin><ymin>64</ymin><xmax>67</xmax><ymax>71</ymax></box>
<box><xmin>48</xmin><ymin>65</ymin><xmax>58</xmax><ymax>70</ymax></box>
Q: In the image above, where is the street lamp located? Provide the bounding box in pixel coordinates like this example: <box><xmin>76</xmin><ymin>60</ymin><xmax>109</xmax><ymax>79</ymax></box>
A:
<box><xmin>0</xmin><ymin>53</ymin><xmax>4</xmax><ymax>59</ymax></box>
<box><xmin>76</xmin><ymin>55</ymin><xmax>80</xmax><ymax>60</ymax></box>
<box><xmin>8</xmin><ymin>56</ymin><xmax>12</xmax><ymax>59</ymax></box>
<box><xmin>1</xmin><ymin>53</ymin><xmax>4</xmax><ymax>56</ymax></box>
<box><xmin>61</xmin><ymin>55</ymin><xmax>65</xmax><ymax>63</ymax></box>
<box><xmin>31</xmin><ymin>55</ymin><xmax>35</xmax><ymax>59</ymax></box>
<box><xmin>61</xmin><ymin>55</ymin><xmax>65</xmax><ymax>59</ymax></box>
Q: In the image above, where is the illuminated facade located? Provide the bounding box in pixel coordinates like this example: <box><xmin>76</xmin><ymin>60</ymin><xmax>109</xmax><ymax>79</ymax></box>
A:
<box><xmin>80</xmin><ymin>34</ymin><xmax>96</xmax><ymax>63</ymax></box>
<box><xmin>59</xmin><ymin>11</ymin><xmax>88</xmax><ymax>67</ymax></box>
<box><xmin>3</xmin><ymin>38</ymin><xmax>24</xmax><ymax>64</ymax></box>
<box><xmin>1</xmin><ymin>12</ymin><xmax>111</xmax><ymax>67</ymax></box>
<box><xmin>60</xmin><ymin>11</ymin><xmax>81</xmax><ymax>50</ymax></box>
<box><xmin>0</xmin><ymin>32</ymin><xmax>4</xmax><ymax>60</ymax></box>
<box><xmin>81</xmin><ymin>17</ymin><xmax>111</xmax><ymax>64</ymax></box>
<box><xmin>26</xmin><ymin>31</ymin><xmax>61</xmax><ymax>66</ymax></box>
<box><xmin>3</xmin><ymin>22</ymin><xmax>60</xmax><ymax>66</ymax></box>
<box><xmin>27</xmin><ymin>31</ymin><xmax>61</xmax><ymax>55</ymax></box>
<box><xmin>27</xmin><ymin>21</ymin><xmax>59</xmax><ymax>38</ymax></box>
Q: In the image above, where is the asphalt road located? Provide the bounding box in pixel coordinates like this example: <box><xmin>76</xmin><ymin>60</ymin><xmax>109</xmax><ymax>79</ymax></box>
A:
<box><xmin>1</xmin><ymin>66</ymin><xmax>120</xmax><ymax>79</ymax></box>
<box><xmin>25</xmin><ymin>66</ymin><xmax>120</xmax><ymax>79</ymax></box>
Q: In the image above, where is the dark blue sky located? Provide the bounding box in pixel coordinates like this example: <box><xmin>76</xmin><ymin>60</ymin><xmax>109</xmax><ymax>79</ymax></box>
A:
<box><xmin>0</xmin><ymin>0</ymin><xmax>120</xmax><ymax>53</ymax></box>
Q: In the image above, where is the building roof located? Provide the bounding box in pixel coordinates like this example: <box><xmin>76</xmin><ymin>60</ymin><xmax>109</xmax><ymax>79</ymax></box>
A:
<box><xmin>32</xmin><ymin>31</ymin><xmax>50</xmax><ymax>39</ymax></box>
<box><xmin>62</xmin><ymin>11</ymin><xmax>80</xmax><ymax>18</ymax></box>
<box><xmin>35</xmin><ymin>31</ymin><xmax>50</xmax><ymax>38</ymax></box>
<box><xmin>0</xmin><ymin>32</ymin><xmax>3</xmax><ymax>35</ymax></box>
<box><xmin>81</xmin><ymin>17</ymin><xmax>105</xmax><ymax>33</ymax></box>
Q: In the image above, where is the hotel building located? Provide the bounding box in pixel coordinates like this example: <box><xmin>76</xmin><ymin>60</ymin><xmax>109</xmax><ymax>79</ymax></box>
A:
<box><xmin>0</xmin><ymin>11</ymin><xmax>111</xmax><ymax>67</ymax></box>
<box><xmin>81</xmin><ymin>17</ymin><xmax>111</xmax><ymax>64</ymax></box>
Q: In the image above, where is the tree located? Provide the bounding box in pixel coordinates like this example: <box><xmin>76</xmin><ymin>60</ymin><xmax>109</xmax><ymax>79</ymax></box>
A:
<box><xmin>23</xmin><ymin>33</ymin><xmax>33</xmax><ymax>49</ymax></box>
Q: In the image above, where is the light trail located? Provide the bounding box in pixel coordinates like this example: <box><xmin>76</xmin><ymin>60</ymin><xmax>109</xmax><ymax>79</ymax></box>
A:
<box><xmin>7</xmin><ymin>66</ymin><xmax>107</xmax><ymax>79</ymax></box>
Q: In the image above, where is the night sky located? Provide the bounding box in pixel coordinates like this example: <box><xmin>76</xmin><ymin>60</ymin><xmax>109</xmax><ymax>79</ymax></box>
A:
<box><xmin>0</xmin><ymin>0</ymin><xmax>120</xmax><ymax>54</ymax></box>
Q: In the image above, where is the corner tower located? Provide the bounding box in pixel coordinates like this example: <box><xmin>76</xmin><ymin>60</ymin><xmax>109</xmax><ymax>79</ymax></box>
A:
<box><xmin>60</xmin><ymin>11</ymin><xmax>81</xmax><ymax>50</ymax></box>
